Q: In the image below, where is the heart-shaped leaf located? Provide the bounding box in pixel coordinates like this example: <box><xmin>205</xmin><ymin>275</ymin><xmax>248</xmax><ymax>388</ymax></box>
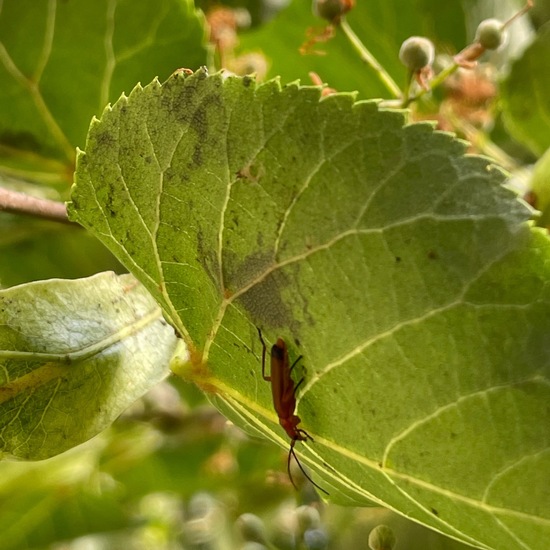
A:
<box><xmin>68</xmin><ymin>70</ymin><xmax>550</xmax><ymax>550</ymax></box>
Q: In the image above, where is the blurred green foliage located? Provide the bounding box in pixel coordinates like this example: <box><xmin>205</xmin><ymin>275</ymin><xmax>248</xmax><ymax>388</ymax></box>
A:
<box><xmin>0</xmin><ymin>377</ymin><xmax>472</xmax><ymax>549</ymax></box>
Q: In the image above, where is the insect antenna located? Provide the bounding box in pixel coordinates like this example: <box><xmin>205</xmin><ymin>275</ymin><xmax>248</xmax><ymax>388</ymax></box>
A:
<box><xmin>288</xmin><ymin>439</ymin><xmax>329</xmax><ymax>495</ymax></box>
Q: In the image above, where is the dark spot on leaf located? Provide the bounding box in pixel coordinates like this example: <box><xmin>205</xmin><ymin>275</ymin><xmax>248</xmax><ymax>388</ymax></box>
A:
<box><xmin>95</xmin><ymin>130</ymin><xmax>116</xmax><ymax>148</ymax></box>
<box><xmin>236</xmin><ymin>162</ymin><xmax>264</xmax><ymax>183</ymax></box>
<box><xmin>427</xmin><ymin>250</ymin><xmax>438</xmax><ymax>260</ymax></box>
<box><xmin>395</xmin><ymin>256</ymin><xmax>401</xmax><ymax>262</ymax></box>
<box><xmin>232</xmin><ymin>251</ymin><xmax>295</xmax><ymax>330</ymax></box>
<box><xmin>431</xmin><ymin>508</ymin><xmax>439</xmax><ymax>515</ymax></box>
<box><xmin>104</xmin><ymin>182</ymin><xmax>116</xmax><ymax>217</ymax></box>
<box><xmin>191</xmin><ymin>107</ymin><xmax>206</xmax><ymax>165</ymax></box>
<box><xmin>196</xmin><ymin>229</ymin><xmax>222</xmax><ymax>293</ymax></box>
<box><xmin>186</xmin><ymin>92</ymin><xmax>224</xmax><ymax>166</ymax></box>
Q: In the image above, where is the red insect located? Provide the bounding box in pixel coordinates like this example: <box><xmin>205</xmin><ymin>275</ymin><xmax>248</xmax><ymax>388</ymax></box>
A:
<box><xmin>258</xmin><ymin>328</ymin><xmax>328</xmax><ymax>494</ymax></box>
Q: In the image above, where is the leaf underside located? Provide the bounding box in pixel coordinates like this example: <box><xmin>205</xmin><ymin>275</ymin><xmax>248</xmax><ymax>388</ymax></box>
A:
<box><xmin>0</xmin><ymin>272</ymin><xmax>178</xmax><ymax>460</ymax></box>
<box><xmin>69</xmin><ymin>70</ymin><xmax>550</xmax><ymax>550</ymax></box>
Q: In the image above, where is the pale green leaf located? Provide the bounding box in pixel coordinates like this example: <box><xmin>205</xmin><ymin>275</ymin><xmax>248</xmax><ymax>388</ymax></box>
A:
<box><xmin>68</xmin><ymin>70</ymin><xmax>550</xmax><ymax>550</ymax></box>
<box><xmin>0</xmin><ymin>272</ymin><xmax>179</xmax><ymax>460</ymax></box>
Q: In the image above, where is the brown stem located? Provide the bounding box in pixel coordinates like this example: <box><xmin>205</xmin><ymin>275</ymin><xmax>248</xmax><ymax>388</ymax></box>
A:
<box><xmin>503</xmin><ymin>0</ymin><xmax>534</xmax><ymax>30</ymax></box>
<box><xmin>0</xmin><ymin>187</ymin><xmax>77</xmax><ymax>226</ymax></box>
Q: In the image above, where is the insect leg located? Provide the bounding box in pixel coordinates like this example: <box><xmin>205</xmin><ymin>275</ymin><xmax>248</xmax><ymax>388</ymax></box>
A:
<box><xmin>297</xmin><ymin>428</ymin><xmax>314</xmax><ymax>442</ymax></box>
<box><xmin>293</xmin><ymin>377</ymin><xmax>305</xmax><ymax>398</ymax></box>
<box><xmin>257</xmin><ymin>328</ymin><xmax>271</xmax><ymax>381</ymax></box>
<box><xmin>289</xmin><ymin>355</ymin><xmax>303</xmax><ymax>373</ymax></box>
<box><xmin>290</xmin><ymin>355</ymin><xmax>304</xmax><ymax>397</ymax></box>
<box><xmin>288</xmin><ymin>439</ymin><xmax>329</xmax><ymax>495</ymax></box>
<box><xmin>287</xmin><ymin>439</ymin><xmax>299</xmax><ymax>491</ymax></box>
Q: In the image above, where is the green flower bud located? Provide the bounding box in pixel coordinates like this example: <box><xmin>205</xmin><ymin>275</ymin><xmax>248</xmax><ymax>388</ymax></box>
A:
<box><xmin>296</xmin><ymin>505</ymin><xmax>322</xmax><ymax>532</ymax></box>
<box><xmin>237</xmin><ymin>513</ymin><xmax>267</xmax><ymax>543</ymax></box>
<box><xmin>368</xmin><ymin>524</ymin><xmax>397</xmax><ymax>550</ymax></box>
<box><xmin>313</xmin><ymin>0</ymin><xmax>354</xmax><ymax>23</ymax></box>
<box><xmin>475</xmin><ymin>18</ymin><xmax>506</xmax><ymax>50</ymax></box>
<box><xmin>399</xmin><ymin>36</ymin><xmax>435</xmax><ymax>71</ymax></box>
<box><xmin>304</xmin><ymin>528</ymin><xmax>329</xmax><ymax>549</ymax></box>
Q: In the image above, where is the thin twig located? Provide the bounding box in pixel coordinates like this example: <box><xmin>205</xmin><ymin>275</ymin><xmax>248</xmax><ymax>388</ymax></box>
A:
<box><xmin>402</xmin><ymin>0</ymin><xmax>534</xmax><ymax>108</ymax></box>
<box><xmin>339</xmin><ymin>18</ymin><xmax>401</xmax><ymax>99</ymax></box>
<box><xmin>401</xmin><ymin>62</ymin><xmax>460</xmax><ymax>108</ymax></box>
<box><xmin>0</xmin><ymin>187</ymin><xmax>77</xmax><ymax>226</ymax></box>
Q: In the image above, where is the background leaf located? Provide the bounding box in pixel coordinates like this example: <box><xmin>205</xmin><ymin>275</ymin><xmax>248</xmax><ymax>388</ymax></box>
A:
<box><xmin>0</xmin><ymin>173</ymin><xmax>123</xmax><ymax>287</ymax></box>
<box><xmin>0</xmin><ymin>271</ymin><xmax>179</xmax><ymax>460</ymax></box>
<box><xmin>526</xmin><ymin>146</ymin><xmax>550</xmax><ymax>228</ymax></box>
<box><xmin>500</xmin><ymin>22</ymin><xmax>550</xmax><ymax>156</ymax></box>
<box><xmin>69</xmin><ymin>70</ymin><xmax>550</xmax><ymax>549</ymax></box>
<box><xmin>0</xmin><ymin>0</ymin><xmax>207</xmax><ymax>287</ymax></box>
<box><xmin>0</xmin><ymin>0</ymin><xmax>207</xmax><ymax>165</ymax></box>
<box><xmin>238</xmin><ymin>0</ymin><xmax>467</xmax><ymax>98</ymax></box>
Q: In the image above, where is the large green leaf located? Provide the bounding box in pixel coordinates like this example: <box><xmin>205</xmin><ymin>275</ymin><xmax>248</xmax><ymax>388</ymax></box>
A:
<box><xmin>68</xmin><ymin>70</ymin><xmax>550</xmax><ymax>550</ymax></box>
<box><xmin>0</xmin><ymin>272</ymin><xmax>179</xmax><ymax>460</ymax></box>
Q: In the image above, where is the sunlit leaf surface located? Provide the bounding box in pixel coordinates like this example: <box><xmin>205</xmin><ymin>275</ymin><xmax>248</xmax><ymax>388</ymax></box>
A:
<box><xmin>69</xmin><ymin>70</ymin><xmax>550</xmax><ymax>550</ymax></box>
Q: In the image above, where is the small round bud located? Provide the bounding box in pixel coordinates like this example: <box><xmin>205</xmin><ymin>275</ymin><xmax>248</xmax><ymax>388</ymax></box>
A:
<box><xmin>304</xmin><ymin>528</ymin><xmax>329</xmax><ymax>549</ymax></box>
<box><xmin>399</xmin><ymin>37</ymin><xmax>435</xmax><ymax>72</ymax></box>
<box><xmin>296</xmin><ymin>505</ymin><xmax>322</xmax><ymax>532</ymax></box>
<box><xmin>237</xmin><ymin>513</ymin><xmax>268</xmax><ymax>543</ymax></box>
<box><xmin>475</xmin><ymin>18</ymin><xmax>506</xmax><ymax>50</ymax></box>
<box><xmin>368</xmin><ymin>524</ymin><xmax>397</xmax><ymax>550</ymax></box>
<box><xmin>313</xmin><ymin>0</ymin><xmax>354</xmax><ymax>23</ymax></box>
<box><xmin>187</xmin><ymin>492</ymin><xmax>217</xmax><ymax>519</ymax></box>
